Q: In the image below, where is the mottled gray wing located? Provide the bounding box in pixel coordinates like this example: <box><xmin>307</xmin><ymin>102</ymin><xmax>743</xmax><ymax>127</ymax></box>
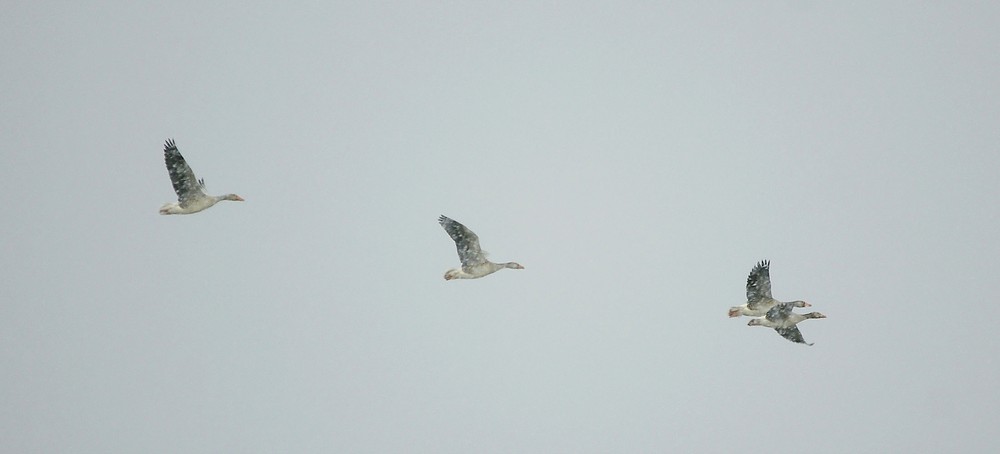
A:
<box><xmin>745</xmin><ymin>260</ymin><xmax>772</xmax><ymax>309</ymax></box>
<box><xmin>163</xmin><ymin>139</ymin><xmax>207</xmax><ymax>206</ymax></box>
<box><xmin>439</xmin><ymin>215</ymin><xmax>486</xmax><ymax>267</ymax></box>
<box><xmin>775</xmin><ymin>326</ymin><xmax>812</xmax><ymax>345</ymax></box>
<box><xmin>765</xmin><ymin>302</ymin><xmax>793</xmax><ymax>323</ymax></box>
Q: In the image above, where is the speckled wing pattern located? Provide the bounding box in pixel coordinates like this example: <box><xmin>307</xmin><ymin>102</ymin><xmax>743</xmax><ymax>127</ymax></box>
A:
<box><xmin>439</xmin><ymin>215</ymin><xmax>486</xmax><ymax>268</ymax></box>
<box><xmin>764</xmin><ymin>301</ymin><xmax>793</xmax><ymax>323</ymax></box>
<box><xmin>776</xmin><ymin>326</ymin><xmax>812</xmax><ymax>345</ymax></box>
<box><xmin>745</xmin><ymin>260</ymin><xmax>772</xmax><ymax>310</ymax></box>
<box><xmin>163</xmin><ymin>139</ymin><xmax>206</xmax><ymax>207</ymax></box>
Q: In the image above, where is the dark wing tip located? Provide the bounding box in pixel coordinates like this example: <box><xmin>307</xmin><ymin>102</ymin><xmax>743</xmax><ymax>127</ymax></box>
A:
<box><xmin>748</xmin><ymin>259</ymin><xmax>769</xmax><ymax>276</ymax></box>
<box><xmin>438</xmin><ymin>215</ymin><xmax>463</xmax><ymax>230</ymax></box>
<box><xmin>776</xmin><ymin>326</ymin><xmax>810</xmax><ymax>345</ymax></box>
<box><xmin>164</xmin><ymin>138</ymin><xmax>177</xmax><ymax>151</ymax></box>
<box><xmin>747</xmin><ymin>260</ymin><xmax>771</xmax><ymax>287</ymax></box>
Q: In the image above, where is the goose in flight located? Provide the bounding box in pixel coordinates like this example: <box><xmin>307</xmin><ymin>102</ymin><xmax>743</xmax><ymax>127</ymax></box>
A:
<box><xmin>747</xmin><ymin>302</ymin><xmax>826</xmax><ymax>345</ymax></box>
<box><xmin>438</xmin><ymin>215</ymin><xmax>523</xmax><ymax>280</ymax></box>
<box><xmin>159</xmin><ymin>139</ymin><xmax>244</xmax><ymax>215</ymax></box>
<box><xmin>728</xmin><ymin>260</ymin><xmax>810</xmax><ymax>317</ymax></box>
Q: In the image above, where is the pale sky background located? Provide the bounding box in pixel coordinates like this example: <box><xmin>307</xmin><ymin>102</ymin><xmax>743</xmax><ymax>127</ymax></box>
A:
<box><xmin>2</xmin><ymin>1</ymin><xmax>999</xmax><ymax>452</ymax></box>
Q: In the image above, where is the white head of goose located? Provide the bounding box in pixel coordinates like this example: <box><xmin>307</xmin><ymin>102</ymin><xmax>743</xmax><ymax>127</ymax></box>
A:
<box><xmin>159</xmin><ymin>139</ymin><xmax>244</xmax><ymax>215</ymax></box>
<box><xmin>728</xmin><ymin>260</ymin><xmax>811</xmax><ymax>318</ymax></box>
<box><xmin>438</xmin><ymin>215</ymin><xmax>523</xmax><ymax>280</ymax></box>
<box><xmin>748</xmin><ymin>302</ymin><xmax>826</xmax><ymax>345</ymax></box>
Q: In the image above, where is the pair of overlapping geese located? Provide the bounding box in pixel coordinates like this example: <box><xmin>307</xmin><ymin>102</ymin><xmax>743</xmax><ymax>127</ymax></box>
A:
<box><xmin>158</xmin><ymin>139</ymin><xmax>826</xmax><ymax>345</ymax></box>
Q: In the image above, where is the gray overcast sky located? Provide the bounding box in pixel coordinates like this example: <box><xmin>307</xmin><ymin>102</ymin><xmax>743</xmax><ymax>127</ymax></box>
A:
<box><xmin>2</xmin><ymin>1</ymin><xmax>999</xmax><ymax>452</ymax></box>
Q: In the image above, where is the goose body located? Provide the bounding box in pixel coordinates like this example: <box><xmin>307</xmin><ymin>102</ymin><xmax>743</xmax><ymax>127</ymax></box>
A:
<box><xmin>159</xmin><ymin>139</ymin><xmax>243</xmax><ymax>215</ymax></box>
<box><xmin>438</xmin><ymin>215</ymin><xmax>523</xmax><ymax>280</ymax></box>
<box><xmin>748</xmin><ymin>302</ymin><xmax>826</xmax><ymax>345</ymax></box>
<box><xmin>728</xmin><ymin>260</ymin><xmax>810</xmax><ymax>317</ymax></box>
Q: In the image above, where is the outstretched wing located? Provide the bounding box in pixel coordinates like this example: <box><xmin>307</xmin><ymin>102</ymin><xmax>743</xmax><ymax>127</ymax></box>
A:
<box><xmin>438</xmin><ymin>215</ymin><xmax>486</xmax><ymax>267</ymax></box>
<box><xmin>163</xmin><ymin>139</ymin><xmax>207</xmax><ymax>207</ymax></box>
<box><xmin>745</xmin><ymin>260</ymin><xmax>772</xmax><ymax>309</ymax></box>
<box><xmin>775</xmin><ymin>326</ymin><xmax>813</xmax><ymax>345</ymax></box>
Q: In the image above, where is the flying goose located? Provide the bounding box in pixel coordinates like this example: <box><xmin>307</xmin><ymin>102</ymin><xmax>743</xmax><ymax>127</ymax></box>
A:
<box><xmin>159</xmin><ymin>139</ymin><xmax>244</xmax><ymax>215</ymax></box>
<box><xmin>728</xmin><ymin>260</ymin><xmax>810</xmax><ymax>317</ymax></box>
<box><xmin>438</xmin><ymin>215</ymin><xmax>523</xmax><ymax>280</ymax></box>
<box><xmin>747</xmin><ymin>302</ymin><xmax>826</xmax><ymax>345</ymax></box>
